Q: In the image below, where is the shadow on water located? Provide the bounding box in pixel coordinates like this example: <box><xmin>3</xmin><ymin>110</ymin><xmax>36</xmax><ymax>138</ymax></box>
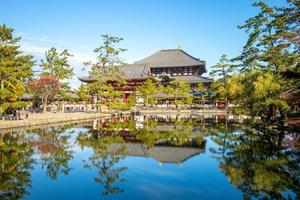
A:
<box><xmin>209</xmin><ymin>124</ymin><xmax>300</xmax><ymax>200</ymax></box>
<box><xmin>0</xmin><ymin>114</ymin><xmax>299</xmax><ymax>199</ymax></box>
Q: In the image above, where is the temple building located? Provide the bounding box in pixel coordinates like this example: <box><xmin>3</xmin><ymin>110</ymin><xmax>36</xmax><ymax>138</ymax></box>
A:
<box><xmin>79</xmin><ymin>48</ymin><xmax>212</xmax><ymax>86</ymax></box>
<box><xmin>134</xmin><ymin>48</ymin><xmax>212</xmax><ymax>87</ymax></box>
<box><xmin>79</xmin><ymin>48</ymin><xmax>213</xmax><ymax>103</ymax></box>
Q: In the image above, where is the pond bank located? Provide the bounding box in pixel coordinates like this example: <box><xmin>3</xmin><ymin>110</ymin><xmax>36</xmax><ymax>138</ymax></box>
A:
<box><xmin>0</xmin><ymin>112</ymin><xmax>110</xmax><ymax>131</ymax></box>
<box><xmin>0</xmin><ymin>109</ymin><xmax>227</xmax><ymax>130</ymax></box>
<box><xmin>140</xmin><ymin>109</ymin><xmax>227</xmax><ymax>115</ymax></box>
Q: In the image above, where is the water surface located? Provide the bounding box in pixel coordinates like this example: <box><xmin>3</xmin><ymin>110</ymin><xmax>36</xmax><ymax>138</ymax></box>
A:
<box><xmin>1</xmin><ymin>115</ymin><xmax>299</xmax><ymax>200</ymax></box>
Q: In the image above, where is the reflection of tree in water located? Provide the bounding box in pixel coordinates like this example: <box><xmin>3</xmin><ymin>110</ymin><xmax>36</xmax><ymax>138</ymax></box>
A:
<box><xmin>78</xmin><ymin>116</ymin><xmax>207</xmax><ymax>195</ymax></box>
<box><xmin>133</xmin><ymin>118</ymin><xmax>207</xmax><ymax>148</ymax></box>
<box><xmin>29</xmin><ymin>125</ymin><xmax>74</xmax><ymax>180</ymax></box>
<box><xmin>210</xmin><ymin>125</ymin><xmax>300</xmax><ymax>199</ymax></box>
<box><xmin>0</xmin><ymin>132</ymin><xmax>35</xmax><ymax>200</ymax></box>
<box><xmin>77</xmin><ymin>129</ymin><xmax>127</xmax><ymax>195</ymax></box>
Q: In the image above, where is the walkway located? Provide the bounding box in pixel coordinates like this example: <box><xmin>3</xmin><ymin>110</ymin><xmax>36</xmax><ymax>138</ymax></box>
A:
<box><xmin>0</xmin><ymin>112</ymin><xmax>109</xmax><ymax>130</ymax></box>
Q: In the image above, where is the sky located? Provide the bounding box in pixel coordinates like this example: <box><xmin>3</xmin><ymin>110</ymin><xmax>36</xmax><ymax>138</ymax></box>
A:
<box><xmin>1</xmin><ymin>0</ymin><xmax>287</xmax><ymax>88</ymax></box>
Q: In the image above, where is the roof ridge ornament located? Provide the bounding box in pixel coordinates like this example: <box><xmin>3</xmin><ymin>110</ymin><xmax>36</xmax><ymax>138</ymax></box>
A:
<box><xmin>177</xmin><ymin>45</ymin><xmax>182</xmax><ymax>50</ymax></box>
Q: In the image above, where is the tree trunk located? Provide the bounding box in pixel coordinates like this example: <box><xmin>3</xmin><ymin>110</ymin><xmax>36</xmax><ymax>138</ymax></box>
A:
<box><xmin>43</xmin><ymin>95</ymin><xmax>48</xmax><ymax>113</ymax></box>
<box><xmin>0</xmin><ymin>80</ymin><xmax>3</xmax><ymax>117</ymax></box>
<box><xmin>145</xmin><ymin>96</ymin><xmax>148</xmax><ymax>112</ymax></box>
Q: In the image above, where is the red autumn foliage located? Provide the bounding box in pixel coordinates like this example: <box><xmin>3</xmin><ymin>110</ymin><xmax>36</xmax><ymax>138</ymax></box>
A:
<box><xmin>28</xmin><ymin>76</ymin><xmax>60</xmax><ymax>95</ymax></box>
<box><xmin>28</xmin><ymin>76</ymin><xmax>60</xmax><ymax>112</ymax></box>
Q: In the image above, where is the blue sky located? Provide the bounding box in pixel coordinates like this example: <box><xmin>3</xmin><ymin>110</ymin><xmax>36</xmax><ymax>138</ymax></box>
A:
<box><xmin>1</xmin><ymin>0</ymin><xmax>286</xmax><ymax>88</ymax></box>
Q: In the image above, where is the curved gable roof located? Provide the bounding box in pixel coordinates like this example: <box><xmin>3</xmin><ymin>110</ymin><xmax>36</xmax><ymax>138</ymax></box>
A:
<box><xmin>78</xmin><ymin>64</ymin><xmax>151</xmax><ymax>82</ymax></box>
<box><xmin>119</xmin><ymin>63</ymin><xmax>150</xmax><ymax>79</ymax></box>
<box><xmin>135</xmin><ymin>49</ymin><xmax>205</xmax><ymax>68</ymax></box>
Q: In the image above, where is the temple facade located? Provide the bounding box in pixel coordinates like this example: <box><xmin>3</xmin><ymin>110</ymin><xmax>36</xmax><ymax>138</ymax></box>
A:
<box><xmin>79</xmin><ymin>48</ymin><xmax>213</xmax><ymax>104</ymax></box>
<box><xmin>133</xmin><ymin>48</ymin><xmax>212</xmax><ymax>88</ymax></box>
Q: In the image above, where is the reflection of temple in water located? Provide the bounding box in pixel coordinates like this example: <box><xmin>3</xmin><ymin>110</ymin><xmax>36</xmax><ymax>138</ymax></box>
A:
<box><xmin>86</xmin><ymin>115</ymin><xmax>209</xmax><ymax>165</ymax></box>
<box><xmin>110</xmin><ymin>143</ymin><xmax>205</xmax><ymax>166</ymax></box>
<box><xmin>88</xmin><ymin>114</ymin><xmax>247</xmax><ymax>130</ymax></box>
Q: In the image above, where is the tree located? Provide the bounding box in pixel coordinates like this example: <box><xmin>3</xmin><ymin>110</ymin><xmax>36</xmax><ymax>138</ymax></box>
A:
<box><xmin>0</xmin><ymin>24</ymin><xmax>35</xmax><ymax>115</ymax></box>
<box><xmin>226</xmin><ymin>71</ymin><xmax>289</xmax><ymax>121</ymax></box>
<box><xmin>215</xmin><ymin>1</ymin><xmax>300</xmax><ymax>121</ymax></box>
<box><xmin>210</xmin><ymin>54</ymin><xmax>233</xmax><ymax>108</ymax></box>
<box><xmin>194</xmin><ymin>82</ymin><xmax>207</xmax><ymax>107</ymax></box>
<box><xmin>85</xmin><ymin>34</ymin><xmax>127</xmax><ymax>112</ymax></box>
<box><xmin>165</xmin><ymin>80</ymin><xmax>192</xmax><ymax>109</ymax></box>
<box><xmin>93</xmin><ymin>34</ymin><xmax>127</xmax><ymax>68</ymax></box>
<box><xmin>28</xmin><ymin>76</ymin><xmax>60</xmax><ymax>112</ymax></box>
<box><xmin>41</xmin><ymin>47</ymin><xmax>74</xmax><ymax>100</ymax></box>
<box><xmin>41</xmin><ymin>47</ymin><xmax>74</xmax><ymax>80</ymax></box>
<box><xmin>136</xmin><ymin>79</ymin><xmax>158</xmax><ymax>109</ymax></box>
<box><xmin>236</xmin><ymin>1</ymin><xmax>299</xmax><ymax>73</ymax></box>
<box><xmin>76</xmin><ymin>83</ymin><xmax>91</xmax><ymax>111</ymax></box>
<box><xmin>77</xmin><ymin>84</ymin><xmax>90</xmax><ymax>102</ymax></box>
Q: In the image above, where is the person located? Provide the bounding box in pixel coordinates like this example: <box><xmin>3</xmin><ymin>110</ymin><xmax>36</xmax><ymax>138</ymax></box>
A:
<box><xmin>17</xmin><ymin>109</ymin><xmax>21</xmax><ymax>120</ymax></box>
<box><xmin>13</xmin><ymin>110</ymin><xmax>17</xmax><ymax>120</ymax></box>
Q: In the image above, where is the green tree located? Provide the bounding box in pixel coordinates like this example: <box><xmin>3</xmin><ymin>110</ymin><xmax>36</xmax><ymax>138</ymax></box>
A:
<box><xmin>136</xmin><ymin>79</ymin><xmax>158</xmax><ymax>109</ymax></box>
<box><xmin>210</xmin><ymin>54</ymin><xmax>233</xmax><ymax>107</ymax></box>
<box><xmin>41</xmin><ymin>47</ymin><xmax>74</xmax><ymax>81</ymax></box>
<box><xmin>76</xmin><ymin>83</ymin><xmax>91</xmax><ymax>110</ymax></box>
<box><xmin>236</xmin><ymin>1</ymin><xmax>299</xmax><ymax>73</ymax></box>
<box><xmin>194</xmin><ymin>82</ymin><xmax>207</xmax><ymax>107</ymax></box>
<box><xmin>85</xmin><ymin>34</ymin><xmax>127</xmax><ymax>112</ymax></box>
<box><xmin>0</xmin><ymin>24</ymin><xmax>35</xmax><ymax>115</ymax></box>
<box><xmin>227</xmin><ymin>1</ymin><xmax>300</xmax><ymax>121</ymax></box>
<box><xmin>165</xmin><ymin>80</ymin><xmax>192</xmax><ymax>109</ymax></box>
<box><xmin>41</xmin><ymin>47</ymin><xmax>74</xmax><ymax>101</ymax></box>
<box><xmin>226</xmin><ymin>71</ymin><xmax>289</xmax><ymax>121</ymax></box>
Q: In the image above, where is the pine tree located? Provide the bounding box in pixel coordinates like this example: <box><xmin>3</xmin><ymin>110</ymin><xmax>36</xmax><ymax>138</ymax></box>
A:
<box><xmin>85</xmin><ymin>34</ymin><xmax>127</xmax><ymax>112</ymax></box>
<box><xmin>41</xmin><ymin>47</ymin><xmax>74</xmax><ymax>98</ymax></box>
<box><xmin>0</xmin><ymin>24</ymin><xmax>35</xmax><ymax>115</ymax></box>
<box><xmin>137</xmin><ymin>79</ymin><xmax>158</xmax><ymax>109</ymax></box>
<box><xmin>210</xmin><ymin>54</ymin><xmax>233</xmax><ymax>108</ymax></box>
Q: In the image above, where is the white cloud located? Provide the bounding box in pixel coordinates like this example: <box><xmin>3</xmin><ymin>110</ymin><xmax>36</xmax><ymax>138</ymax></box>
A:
<box><xmin>71</xmin><ymin>52</ymin><xmax>96</xmax><ymax>63</ymax></box>
<box><xmin>38</xmin><ymin>36</ymin><xmax>54</xmax><ymax>43</ymax></box>
<box><xmin>20</xmin><ymin>42</ymin><xmax>96</xmax><ymax>63</ymax></box>
<box><xmin>20</xmin><ymin>42</ymin><xmax>49</xmax><ymax>55</ymax></box>
<box><xmin>17</xmin><ymin>30</ymin><xmax>99</xmax><ymax>89</ymax></box>
<box><xmin>16</xmin><ymin>32</ymin><xmax>28</xmax><ymax>36</ymax></box>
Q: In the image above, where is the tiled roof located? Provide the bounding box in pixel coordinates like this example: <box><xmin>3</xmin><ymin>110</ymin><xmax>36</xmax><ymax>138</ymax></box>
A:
<box><xmin>174</xmin><ymin>75</ymin><xmax>213</xmax><ymax>84</ymax></box>
<box><xmin>135</xmin><ymin>49</ymin><xmax>205</xmax><ymax>68</ymax></box>
<box><xmin>79</xmin><ymin>49</ymin><xmax>211</xmax><ymax>83</ymax></box>
<box><xmin>120</xmin><ymin>64</ymin><xmax>150</xmax><ymax>79</ymax></box>
<box><xmin>78</xmin><ymin>64</ymin><xmax>150</xmax><ymax>82</ymax></box>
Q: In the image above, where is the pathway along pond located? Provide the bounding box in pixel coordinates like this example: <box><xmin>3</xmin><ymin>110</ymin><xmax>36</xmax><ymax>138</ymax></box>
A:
<box><xmin>1</xmin><ymin>114</ymin><xmax>299</xmax><ymax>200</ymax></box>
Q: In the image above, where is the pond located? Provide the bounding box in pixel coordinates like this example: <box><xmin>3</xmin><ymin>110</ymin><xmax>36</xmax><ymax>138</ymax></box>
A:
<box><xmin>1</xmin><ymin>114</ymin><xmax>299</xmax><ymax>200</ymax></box>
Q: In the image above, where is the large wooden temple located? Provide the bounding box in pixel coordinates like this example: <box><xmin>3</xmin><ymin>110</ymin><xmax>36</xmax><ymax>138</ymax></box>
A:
<box><xmin>79</xmin><ymin>48</ymin><xmax>212</xmax><ymax>102</ymax></box>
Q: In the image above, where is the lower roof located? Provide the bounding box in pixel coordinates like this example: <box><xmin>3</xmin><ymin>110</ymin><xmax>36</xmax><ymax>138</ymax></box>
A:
<box><xmin>78</xmin><ymin>64</ymin><xmax>150</xmax><ymax>83</ymax></box>
<box><xmin>79</xmin><ymin>74</ymin><xmax>213</xmax><ymax>84</ymax></box>
<box><xmin>109</xmin><ymin>143</ymin><xmax>204</xmax><ymax>163</ymax></box>
<box><xmin>173</xmin><ymin>75</ymin><xmax>213</xmax><ymax>84</ymax></box>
